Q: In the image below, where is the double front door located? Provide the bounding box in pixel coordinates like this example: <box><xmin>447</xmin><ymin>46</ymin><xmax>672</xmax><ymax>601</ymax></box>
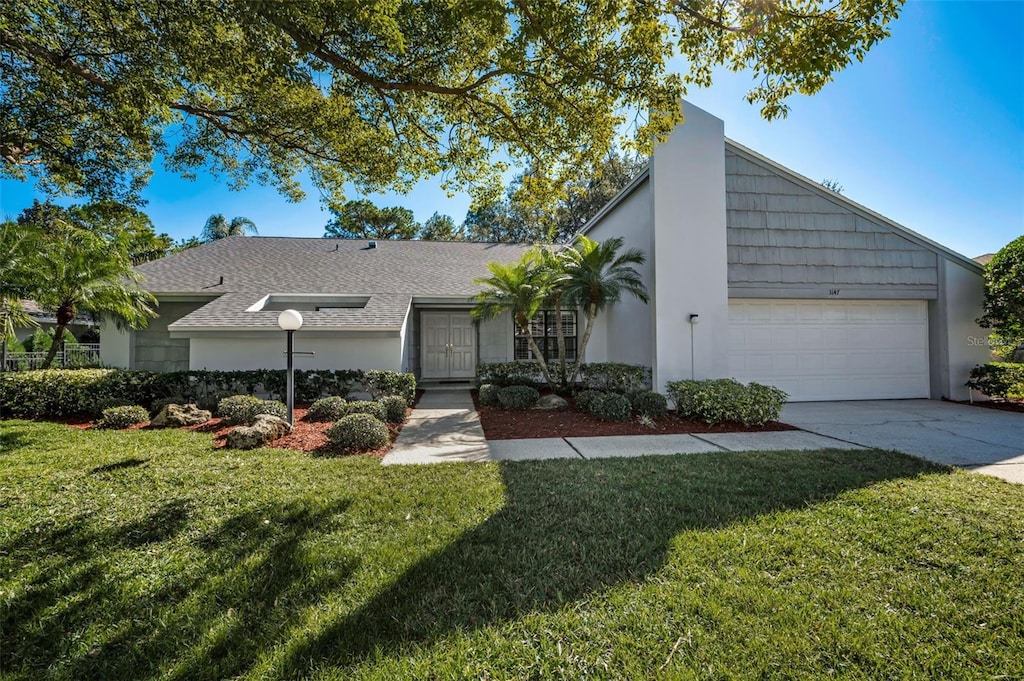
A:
<box><xmin>421</xmin><ymin>311</ymin><xmax>475</xmax><ymax>379</ymax></box>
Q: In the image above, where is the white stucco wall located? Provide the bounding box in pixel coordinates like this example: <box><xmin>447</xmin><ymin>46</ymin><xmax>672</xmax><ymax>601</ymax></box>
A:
<box><xmin>650</xmin><ymin>103</ymin><xmax>729</xmax><ymax>392</ymax></box>
<box><xmin>941</xmin><ymin>259</ymin><xmax>992</xmax><ymax>401</ymax></box>
<box><xmin>99</xmin><ymin>319</ymin><xmax>131</xmax><ymax>369</ymax></box>
<box><xmin>188</xmin><ymin>333</ymin><xmax>404</xmax><ymax>372</ymax></box>
<box><xmin>585</xmin><ymin>179</ymin><xmax>655</xmax><ymax>367</ymax></box>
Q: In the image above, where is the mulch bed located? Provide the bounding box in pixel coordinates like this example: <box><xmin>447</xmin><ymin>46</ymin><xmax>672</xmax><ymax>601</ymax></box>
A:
<box><xmin>951</xmin><ymin>399</ymin><xmax>1024</xmax><ymax>414</ymax></box>
<box><xmin>471</xmin><ymin>391</ymin><xmax>797</xmax><ymax>440</ymax></box>
<box><xmin>60</xmin><ymin>403</ymin><xmax>410</xmax><ymax>456</ymax></box>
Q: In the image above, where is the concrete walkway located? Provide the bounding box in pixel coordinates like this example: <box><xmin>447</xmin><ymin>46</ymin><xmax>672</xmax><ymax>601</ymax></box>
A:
<box><xmin>383</xmin><ymin>389</ymin><xmax>863</xmax><ymax>466</ymax></box>
<box><xmin>783</xmin><ymin>399</ymin><xmax>1024</xmax><ymax>484</ymax></box>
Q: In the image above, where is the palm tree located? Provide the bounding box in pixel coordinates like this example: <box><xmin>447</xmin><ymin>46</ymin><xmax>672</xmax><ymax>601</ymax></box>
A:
<box><xmin>561</xmin><ymin>235</ymin><xmax>649</xmax><ymax>386</ymax></box>
<box><xmin>472</xmin><ymin>256</ymin><xmax>557</xmax><ymax>388</ymax></box>
<box><xmin>201</xmin><ymin>214</ymin><xmax>258</xmax><ymax>241</ymax></box>
<box><xmin>29</xmin><ymin>228</ymin><xmax>157</xmax><ymax>369</ymax></box>
<box><xmin>0</xmin><ymin>223</ymin><xmax>38</xmax><ymax>363</ymax></box>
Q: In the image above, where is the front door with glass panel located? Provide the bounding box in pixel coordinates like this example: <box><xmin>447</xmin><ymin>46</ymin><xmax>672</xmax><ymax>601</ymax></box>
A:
<box><xmin>421</xmin><ymin>311</ymin><xmax>476</xmax><ymax>379</ymax></box>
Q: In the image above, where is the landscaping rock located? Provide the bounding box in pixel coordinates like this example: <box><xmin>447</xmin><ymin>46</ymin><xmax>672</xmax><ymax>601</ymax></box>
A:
<box><xmin>226</xmin><ymin>414</ymin><xmax>292</xmax><ymax>450</ymax></box>
<box><xmin>151</xmin><ymin>403</ymin><xmax>212</xmax><ymax>428</ymax></box>
<box><xmin>533</xmin><ymin>394</ymin><xmax>569</xmax><ymax>411</ymax></box>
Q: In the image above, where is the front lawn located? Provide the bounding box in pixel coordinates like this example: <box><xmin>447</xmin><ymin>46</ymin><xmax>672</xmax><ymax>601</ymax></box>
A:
<box><xmin>1</xmin><ymin>420</ymin><xmax>1021</xmax><ymax>679</ymax></box>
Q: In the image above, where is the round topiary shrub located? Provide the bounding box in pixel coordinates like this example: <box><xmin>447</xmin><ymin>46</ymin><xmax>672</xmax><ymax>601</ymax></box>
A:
<box><xmin>478</xmin><ymin>383</ymin><xmax>501</xmax><ymax>407</ymax></box>
<box><xmin>308</xmin><ymin>396</ymin><xmax>348</xmax><ymax>422</ymax></box>
<box><xmin>497</xmin><ymin>385</ymin><xmax>540</xmax><ymax>411</ymax></box>
<box><xmin>630</xmin><ymin>390</ymin><xmax>668</xmax><ymax>419</ymax></box>
<box><xmin>327</xmin><ymin>413</ymin><xmax>390</xmax><ymax>451</ymax></box>
<box><xmin>218</xmin><ymin>395</ymin><xmax>288</xmax><ymax>425</ymax></box>
<box><xmin>379</xmin><ymin>395</ymin><xmax>408</xmax><ymax>423</ymax></box>
<box><xmin>588</xmin><ymin>392</ymin><xmax>632</xmax><ymax>422</ymax></box>
<box><xmin>96</xmin><ymin>405</ymin><xmax>150</xmax><ymax>429</ymax></box>
<box><xmin>340</xmin><ymin>400</ymin><xmax>387</xmax><ymax>421</ymax></box>
<box><xmin>573</xmin><ymin>390</ymin><xmax>604</xmax><ymax>412</ymax></box>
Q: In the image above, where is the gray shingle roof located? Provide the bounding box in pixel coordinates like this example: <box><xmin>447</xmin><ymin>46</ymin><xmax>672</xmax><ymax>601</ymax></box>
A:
<box><xmin>138</xmin><ymin>237</ymin><xmax>533</xmax><ymax>331</ymax></box>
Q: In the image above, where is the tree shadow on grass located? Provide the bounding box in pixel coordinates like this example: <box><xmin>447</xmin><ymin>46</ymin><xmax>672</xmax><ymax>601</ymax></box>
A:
<box><xmin>280</xmin><ymin>449</ymin><xmax>944</xmax><ymax>675</ymax></box>
<box><xmin>1</xmin><ymin>497</ymin><xmax>356</xmax><ymax>681</ymax></box>
<box><xmin>0</xmin><ymin>426</ymin><xmax>33</xmax><ymax>456</ymax></box>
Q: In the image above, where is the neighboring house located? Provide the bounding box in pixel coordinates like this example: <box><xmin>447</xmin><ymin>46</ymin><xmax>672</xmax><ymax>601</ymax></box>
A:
<box><xmin>13</xmin><ymin>299</ymin><xmax>97</xmax><ymax>343</ymax></box>
<box><xmin>102</xmin><ymin>101</ymin><xmax>991</xmax><ymax>401</ymax></box>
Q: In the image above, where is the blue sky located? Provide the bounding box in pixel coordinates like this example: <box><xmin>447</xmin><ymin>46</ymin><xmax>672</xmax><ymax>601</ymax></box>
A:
<box><xmin>1</xmin><ymin>0</ymin><xmax>1021</xmax><ymax>257</ymax></box>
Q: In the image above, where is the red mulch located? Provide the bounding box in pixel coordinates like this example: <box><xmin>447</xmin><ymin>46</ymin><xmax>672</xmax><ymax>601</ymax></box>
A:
<box><xmin>471</xmin><ymin>391</ymin><xmax>797</xmax><ymax>440</ymax></box>
<box><xmin>57</xmin><ymin>404</ymin><xmax>411</xmax><ymax>456</ymax></box>
<box><xmin>951</xmin><ymin>399</ymin><xmax>1024</xmax><ymax>414</ymax></box>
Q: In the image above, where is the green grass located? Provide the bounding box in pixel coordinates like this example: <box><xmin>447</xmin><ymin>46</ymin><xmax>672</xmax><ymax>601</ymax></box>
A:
<box><xmin>1</xmin><ymin>420</ymin><xmax>1022</xmax><ymax>680</ymax></box>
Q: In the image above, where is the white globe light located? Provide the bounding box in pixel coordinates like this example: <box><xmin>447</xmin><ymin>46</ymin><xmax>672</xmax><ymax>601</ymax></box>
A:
<box><xmin>278</xmin><ymin>309</ymin><xmax>303</xmax><ymax>331</ymax></box>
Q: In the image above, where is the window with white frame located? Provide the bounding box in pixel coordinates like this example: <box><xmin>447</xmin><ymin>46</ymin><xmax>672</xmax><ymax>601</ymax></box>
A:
<box><xmin>514</xmin><ymin>310</ymin><xmax>577</xmax><ymax>361</ymax></box>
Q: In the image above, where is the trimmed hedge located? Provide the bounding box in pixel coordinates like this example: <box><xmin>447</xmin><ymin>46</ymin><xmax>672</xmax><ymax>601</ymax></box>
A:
<box><xmin>667</xmin><ymin>379</ymin><xmax>788</xmax><ymax>426</ymax></box>
<box><xmin>339</xmin><ymin>400</ymin><xmax>387</xmax><ymax>421</ymax></box>
<box><xmin>497</xmin><ymin>385</ymin><xmax>540</xmax><ymax>411</ymax></box>
<box><xmin>217</xmin><ymin>395</ymin><xmax>288</xmax><ymax>425</ymax></box>
<box><xmin>96</xmin><ymin>405</ymin><xmax>150</xmax><ymax>429</ymax></box>
<box><xmin>379</xmin><ymin>395</ymin><xmax>408</xmax><ymax>424</ymax></box>
<box><xmin>364</xmin><ymin>370</ymin><xmax>417</xmax><ymax>405</ymax></box>
<box><xmin>629</xmin><ymin>390</ymin><xmax>668</xmax><ymax>419</ymax></box>
<box><xmin>573</xmin><ymin>390</ymin><xmax>604</xmax><ymax>412</ymax></box>
<box><xmin>0</xmin><ymin>368</ymin><xmax>415</xmax><ymax>418</ymax></box>
<box><xmin>478</xmin><ymin>384</ymin><xmax>501</xmax><ymax>407</ymax></box>
<box><xmin>308</xmin><ymin>396</ymin><xmax>348</xmax><ymax>422</ymax></box>
<box><xmin>476</xmin><ymin>362</ymin><xmax>543</xmax><ymax>388</ymax></box>
<box><xmin>327</xmin><ymin>413</ymin><xmax>390</xmax><ymax>451</ymax></box>
<box><xmin>587</xmin><ymin>392</ymin><xmax>632</xmax><ymax>422</ymax></box>
<box><xmin>578</xmin><ymin>363</ymin><xmax>651</xmax><ymax>393</ymax></box>
<box><xmin>966</xmin><ymin>363</ymin><xmax>1024</xmax><ymax>399</ymax></box>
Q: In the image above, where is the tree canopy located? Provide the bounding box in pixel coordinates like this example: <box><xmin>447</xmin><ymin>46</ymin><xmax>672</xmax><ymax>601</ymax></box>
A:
<box><xmin>979</xmin><ymin>235</ymin><xmax>1024</xmax><ymax>359</ymax></box>
<box><xmin>2</xmin><ymin>1</ymin><xmax>902</xmax><ymax>207</ymax></box>
<box><xmin>324</xmin><ymin>200</ymin><xmax>420</xmax><ymax>240</ymax></box>
<box><xmin>465</xmin><ymin>149</ymin><xmax>647</xmax><ymax>243</ymax></box>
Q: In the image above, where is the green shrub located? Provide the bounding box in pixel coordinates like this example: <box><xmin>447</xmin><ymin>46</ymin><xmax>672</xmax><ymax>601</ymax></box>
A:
<box><xmin>587</xmin><ymin>392</ymin><xmax>632</xmax><ymax>422</ymax></box>
<box><xmin>308</xmin><ymin>396</ymin><xmax>348</xmax><ymax>422</ymax></box>
<box><xmin>478</xmin><ymin>383</ymin><xmax>501</xmax><ymax>407</ymax></box>
<box><xmin>667</xmin><ymin>379</ymin><xmax>788</xmax><ymax>426</ymax></box>
<box><xmin>327</xmin><ymin>413</ymin><xmax>390</xmax><ymax>451</ymax></box>
<box><xmin>579</xmin><ymin>362</ymin><xmax>651</xmax><ymax>393</ymax></box>
<box><xmin>379</xmin><ymin>395</ymin><xmax>408</xmax><ymax>423</ymax></box>
<box><xmin>217</xmin><ymin>395</ymin><xmax>287</xmax><ymax>425</ymax></box>
<box><xmin>573</xmin><ymin>390</ymin><xmax>604</xmax><ymax>412</ymax></box>
<box><xmin>90</xmin><ymin>396</ymin><xmax>135</xmax><ymax>418</ymax></box>
<box><xmin>0</xmin><ymin>369</ymin><xmax>115</xmax><ymax>417</ymax></box>
<box><xmin>24</xmin><ymin>328</ymin><xmax>54</xmax><ymax>354</ymax></box>
<box><xmin>340</xmin><ymin>400</ymin><xmax>387</xmax><ymax>421</ymax></box>
<box><xmin>96</xmin><ymin>405</ymin><xmax>150</xmax><ymax>429</ymax></box>
<box><xmin>0</xmin><ymin>367</ymin><xmax>415</xmax><ymax>418</ymax></box>
<box><xmin>966</xmin><ymin>363</ymin><xmax>1024</xmax><ymax>399</ymax></box>
<box><xmin>497</xmin><ymin>385</ymin><xmax>539</xmax><ymax>411</ymax></box>
<box><xmin>476</xmin><ymin>361</ymin><xmax>543</xmax><ymax>388</ymax></box>
<box><xmin>364</xmin><ymin>370</ymin><xmax>417</xmax><ymax>405</ymax></box>
<box><xmin>629</xmin><ymin>390</ymin><xmax>668</xmax><ymax>419</ymax></box>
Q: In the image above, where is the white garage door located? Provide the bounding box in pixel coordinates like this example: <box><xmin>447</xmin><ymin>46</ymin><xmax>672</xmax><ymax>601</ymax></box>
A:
<box><xmin>728</xmin><ymin>300</ymin><xmax>930</xmax><ymax>401</ymax></box>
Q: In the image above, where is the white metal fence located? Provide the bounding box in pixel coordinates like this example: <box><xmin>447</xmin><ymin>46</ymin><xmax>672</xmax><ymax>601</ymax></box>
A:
<box><xmin>1</xmin><ymin>343</ymin><xmax>101</xmax><ymax>371</ymax></box>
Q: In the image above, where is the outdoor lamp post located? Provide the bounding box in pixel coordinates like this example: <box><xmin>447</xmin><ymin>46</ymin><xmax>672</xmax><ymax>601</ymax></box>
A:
<box><xmin>278</xmin><ymin>309</ymin><xmax>303</xmax><ymax>424</ymax></box>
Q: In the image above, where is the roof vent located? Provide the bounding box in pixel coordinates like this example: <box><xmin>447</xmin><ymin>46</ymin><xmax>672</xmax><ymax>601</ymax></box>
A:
<box><xmin>367</xmin><ymin>241</ymin><xmax>377</xmax><ymax>249</ymax></box>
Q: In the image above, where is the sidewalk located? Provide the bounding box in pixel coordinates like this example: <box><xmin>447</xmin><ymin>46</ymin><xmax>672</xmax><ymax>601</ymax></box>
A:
<box><xmin>382</xmin><ymin>390</ymin><xmax>864</xmax><ymax>466</ymax></box>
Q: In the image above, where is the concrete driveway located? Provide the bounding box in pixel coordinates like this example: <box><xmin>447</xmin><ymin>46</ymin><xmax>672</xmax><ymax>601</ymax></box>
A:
<box><xmin>782</xmin><ymin>400</ymin><xmax>1024</xmax><ymax>483</ymax></box>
